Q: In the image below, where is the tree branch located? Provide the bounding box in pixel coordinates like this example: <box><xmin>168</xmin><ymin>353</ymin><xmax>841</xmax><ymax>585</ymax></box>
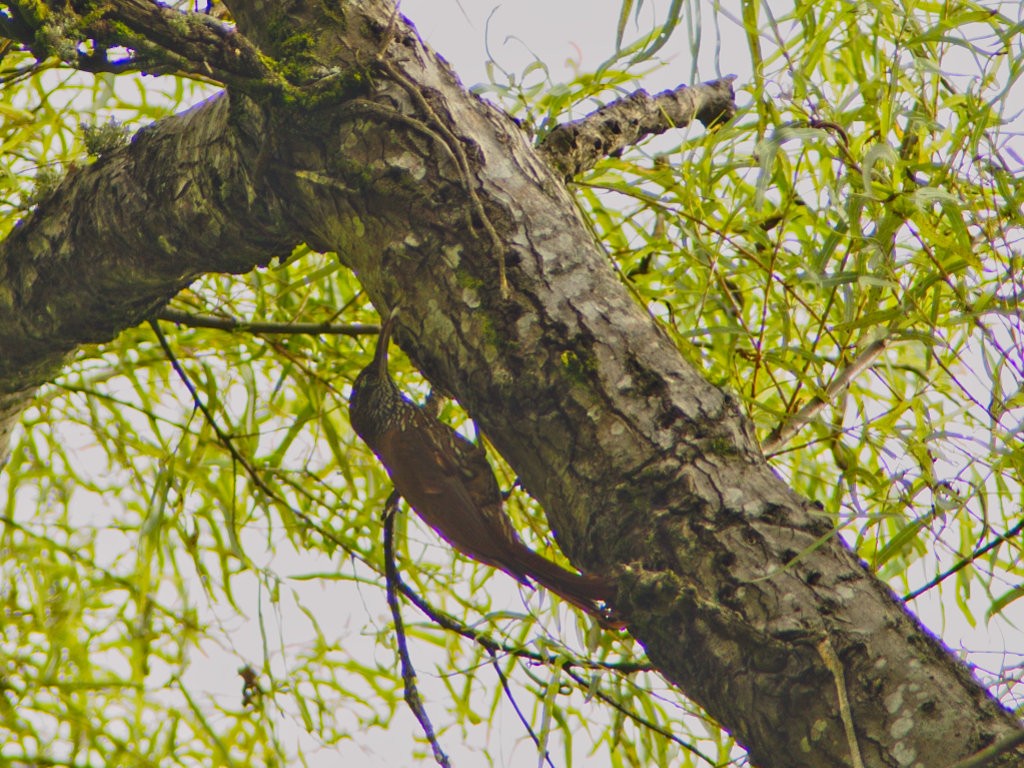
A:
<box><xmin>904</xmin><ymin>516</ymin><xmax>1024</xmax><ymax>602</ymax></box>
<box><xmin>383</xmin><ymin>495</ymin><xmax>452</xmax><ymax>768</ymax></box>
<box><xmin>538</xmin><ymin>76</ymin><xmax>737</xmax><ymax>179</ymax></box>
<box><xmin>945</xmin><ymin>731</ymin><xmax>1024</xmax><ymax>768</ymax></box>
<box><xmin>0</xmin><ymin>90</ymin><xmax>295</xmax><ymax>447</ymax></box>
<box><xmin>156</xmin><ymin>307</ymin><xmax>379</xmax><ymax>337</ymax></box>
<box><xmin>21</xmin><ymin>1</ymin><xmax>281</xmax><ymax>90</ymax></box>
<box><xmin>487</xmin><ymin>649</ymin><xmax>557</xmax><ymax>768</ymax></box>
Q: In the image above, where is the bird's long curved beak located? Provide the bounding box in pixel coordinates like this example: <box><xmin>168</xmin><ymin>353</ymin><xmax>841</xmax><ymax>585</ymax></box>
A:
<box><xmin>374</xmin><ymin>307</ymin><xmax>399</xmax><ymax>378</ymax></box>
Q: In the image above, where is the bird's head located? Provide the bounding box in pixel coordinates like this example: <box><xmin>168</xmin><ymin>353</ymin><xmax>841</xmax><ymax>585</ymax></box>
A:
<box><xmin>349</xmin><ymin>308</ymin><xmax>402</xmax><ymax>443</ymax></box>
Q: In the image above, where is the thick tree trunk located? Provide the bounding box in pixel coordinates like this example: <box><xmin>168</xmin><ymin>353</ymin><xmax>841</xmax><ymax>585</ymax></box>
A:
<box><xmin>0</xmin><ymin>2</ymin><xmax>1020</xmax><ymax>766</ymax></box>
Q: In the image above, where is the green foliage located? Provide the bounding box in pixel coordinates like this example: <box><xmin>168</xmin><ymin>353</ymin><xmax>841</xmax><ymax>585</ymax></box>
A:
<box><xmin>614</xmin><ymin>0</ymin><xmax>685</xmax><ymax>62</ymax></box>
<box><xmin>1</xmin><ymin>1</ymin><xmax>1022</xmax><ymax>767</ymax></box>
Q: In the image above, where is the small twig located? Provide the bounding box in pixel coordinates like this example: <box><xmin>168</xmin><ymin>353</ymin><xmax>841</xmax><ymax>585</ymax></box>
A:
<box><xmin>149</xmin><ymin>319</ymin><xmax>250</xmax><ymax>466</ymax></box>
<box><xmin>392</xmin><ymin>567</ymin><xmax>650</xmax><ymax>674</ymax></box>
<box><xmin>157</xmin><ymin>308</ymin><xmax>378</xmax><ymax>336</ymax></box>
<box><xmin>943</xmin><ymin>730</ymin><xmax>1024</xmax><ymax>768</ymax></box>
<box><xmin>817</xmin><ymin>637</ymin><xmax>864</xmax><ymax>768</ymax></box>
<box><xmin>486</xmin><ymin>649</ymin><xmax>556</xmax><ymax>768</ymax></box>
<box><xmin>383</xmin><ymin>495</ymin><xmax>451</xmax><ymax>768</ymax></box>
<box><xmin>148</xmin><ymin>320</ymin><xmax>358</xmax><ymax>557</ymax></box>
<box><xmin>762</xmin><ymin>338</ymin><xmax>890</xmax><ymax>455</ymax></box>
<box><xmin>560</xmin><ymin>667</ymin><xmax>723</xmax><ymax>767</ymax></box>
<box><xmin>904</xmin><ymin>517</ymin><xmax>1024</xmax><ymax>602</ymax></box>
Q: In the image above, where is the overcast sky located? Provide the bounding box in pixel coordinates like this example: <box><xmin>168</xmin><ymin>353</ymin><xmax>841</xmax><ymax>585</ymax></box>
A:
<box><xmin>400</xmin><ymin>0</ymin><xmax>748</xmax><ymax>94</ymax></box>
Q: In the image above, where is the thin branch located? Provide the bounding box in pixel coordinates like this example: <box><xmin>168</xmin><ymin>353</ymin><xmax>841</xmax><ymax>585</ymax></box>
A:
<box><xmin>148</xmin><ymin>320</ymin><xmax>358</xmax><ymax>558</ymax></box>
<box><xmin>394</xmin><ymin>572</ymin><xmax>651</xmax><ymax>674</ymax></box>
<box><xmin>943</xmin><ymin>730</ymin><xmax>1024</xmax><ymax>768</ymax></box>
<box><xmin>383</xmin><ymin>494</ymin><xmax>452</xmax><ymax>768</ymax></box>
<box><xmin>904</xmin><ymin>517</ymin><xmax>1024</xmax><ymax>602</ymax></box>
<box><xmin>486</xmin><ymin>648</ymin><xmax>557</xmax><ymax>768</ymax></box>
<box><xmin>149</xmin><ymin>319</ymin><xmax>259</xmax><ymax>469</ymax></box>
<box><xmin>762</xmin><ymin>338</ymin><xmax>890</xmax><ymax>455</ymax></box>
<box><xmin>384</xmin><ymin>513</ymin><xmax>657</xmax><ymax>766</ymax></box>
<box><xmin>386</xmin><ymin>522</ymin><xmax>656</xmax><ymax>767</ymax></box>
<box><xmin>157</xmin><ymin>308</ymin><xmax>379</xmax><ymax>336</ymax></box>
<box><xmin>538</xmin><ymin>77</ymin><xmax>737</xmax><ymax>180</ymax></box>
<box><xmin>561</xmin><ymin>667</ymin><xmax>726</xmax><ymax>767</ymax></box>
<box><xmin>84</xmin><ymin>1</ymin><xmax>281</xmax><ymax>91</ymax></box>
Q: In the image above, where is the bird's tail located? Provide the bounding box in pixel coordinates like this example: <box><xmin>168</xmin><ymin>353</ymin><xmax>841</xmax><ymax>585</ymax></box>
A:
<box><xmin>511</xmin><ymin>546</ymin><xmax>623</xmax><ymax>628</ymax></box>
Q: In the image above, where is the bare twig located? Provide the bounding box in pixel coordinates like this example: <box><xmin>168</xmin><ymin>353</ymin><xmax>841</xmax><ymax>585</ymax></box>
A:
<box><xmin>561</xmin><ymin>667</ymin><xmax>725</xmax><ymax>767</ymax></box>
<box><xmin>762</xmin><ymin>338</ymin><xmax>890</xmax><ymax>455</ymax></box>
<box><xmin>149</xmin><ymin>319</ymin><xmax>255</xmax><ymax>469</ymax></box>
<box><xmin>943</xmin><ymin>730</ymin><xmax>1024</xmax><ymax>768</ymax></box>
<box><xmin>157</xmin><ymin>308</ymin><xmax>378</xmax><ymax>336</ymax></box>
<box><xmin>486</xmin><ymin>649</ymin><xmax>556</xmax><ymax>768</ymax></box>
<box><xmin>383</xmin><ymin>495</ymin><xmax>451</xmax><ymax>768</ymax></box>
<box><xmin>393</xmin><ymin>572</ymin><xmax>650</xmax><ymax>674</ymax></box>
<box><xmin>904</xmin><ymin>517</ymin><xmax>1024</xmax><ymax>602</ymax></box>
<box><xmin>148</xmin><ymin>320</ymin><xmax>358</xmax><ymax>558</ymax></box>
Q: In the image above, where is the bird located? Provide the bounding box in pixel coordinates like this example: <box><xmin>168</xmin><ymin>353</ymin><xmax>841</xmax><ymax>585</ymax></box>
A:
<box><xmin>349</xmin><ymin>309</ymin><xmax>619</xmax><ymax>625</ymax></box>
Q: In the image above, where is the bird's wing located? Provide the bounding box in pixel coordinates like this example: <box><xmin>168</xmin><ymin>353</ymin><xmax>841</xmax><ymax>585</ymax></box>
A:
<box><xmin>375</xmin><ymin>423</ymin><xmax>528</xmax><ymax>582</ymax></box>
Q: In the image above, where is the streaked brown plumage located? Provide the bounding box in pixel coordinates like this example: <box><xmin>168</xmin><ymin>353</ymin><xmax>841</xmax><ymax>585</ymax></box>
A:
<box><xmin>349</xmin><ymin>311</ymin><xmax>617</xmax><ymax>624</ymax></box>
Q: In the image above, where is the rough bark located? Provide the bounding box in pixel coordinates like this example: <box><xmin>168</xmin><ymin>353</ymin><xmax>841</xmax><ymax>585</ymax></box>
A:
<box><xmin>0</xmin><ymin>2</ymin><xmax>1020</xmax><ymax>767</ymax></box>
<box><xmin>0</xmin><ymin>90</ymin><xmax>294</xmax><ymax>460</ymax></box>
